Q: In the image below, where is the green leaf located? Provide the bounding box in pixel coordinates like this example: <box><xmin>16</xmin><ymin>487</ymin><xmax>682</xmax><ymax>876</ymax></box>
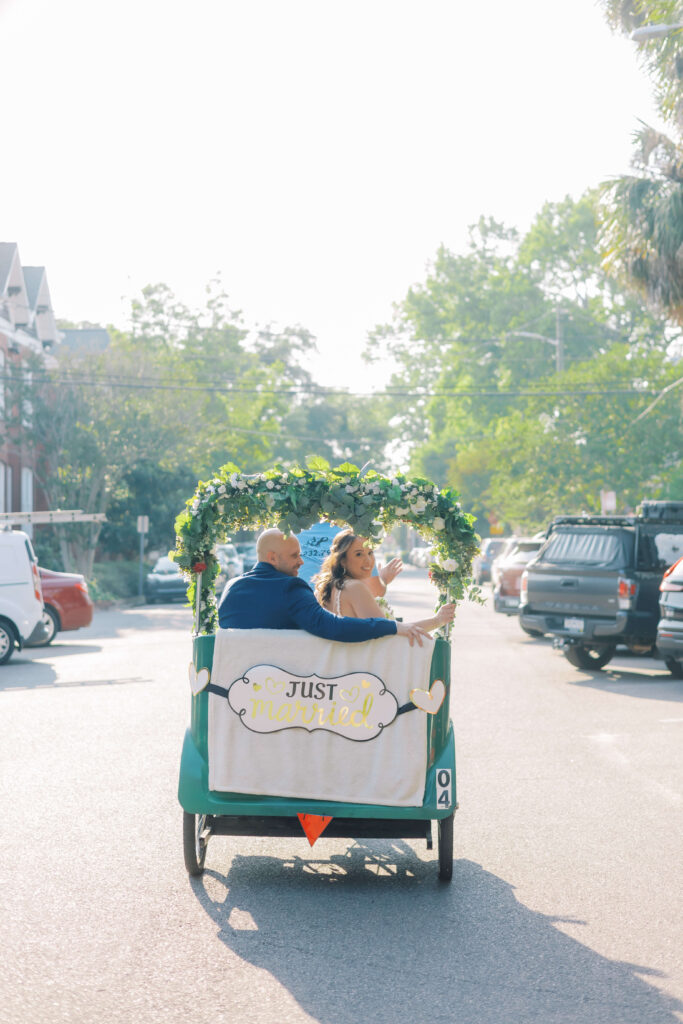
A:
<box><xmin>306</xmin><ymin>455</ymin><xmax>330</xmax><ymax>472</ymax></box>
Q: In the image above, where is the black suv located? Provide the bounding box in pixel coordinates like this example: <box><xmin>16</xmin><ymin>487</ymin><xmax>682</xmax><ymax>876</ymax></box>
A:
<box><xmin>519</xmin><ymin>501</ymin><xmax>683</xmax><ymax>672</ymax></box>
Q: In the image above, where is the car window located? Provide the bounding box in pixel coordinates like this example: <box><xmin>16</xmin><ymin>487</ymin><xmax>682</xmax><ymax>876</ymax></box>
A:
<box><xmin>153</xmin><ymin>557</ymin><xmax>179</xmax><ymax>574</ymax></box>
<box><xmin>510</xmin><ymin>543</ymin><xmax>542</xmax><ymax>563</ymax></box>
<box><xmin>637</xmin><ymin>528</ymin><xmax>683</xmax><ymax>571</ymax></box>
<box><xmin>541</xmin><ymin>529</ymin><xmax>633</xmax><ymax>568</ymax></box>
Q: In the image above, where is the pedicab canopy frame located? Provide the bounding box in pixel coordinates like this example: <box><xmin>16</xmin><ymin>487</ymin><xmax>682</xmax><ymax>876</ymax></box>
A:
<box><xmin>174</xmin><ymin>458</ymin><xmax>480</xmax><ymax>634</ymax></box>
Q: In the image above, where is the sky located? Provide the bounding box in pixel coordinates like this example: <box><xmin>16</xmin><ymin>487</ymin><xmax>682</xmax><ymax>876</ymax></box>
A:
<box><xmin>0</xmin><ymin>0</ymin><xmax>666</xmax><ymax>389</ymax></box>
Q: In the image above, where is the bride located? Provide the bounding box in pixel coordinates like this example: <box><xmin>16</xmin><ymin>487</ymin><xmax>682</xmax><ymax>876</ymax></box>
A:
<box><xmin>313</xmin><ymin>530</ymin><xmax>455</xmax><ymax>631</ymax></box>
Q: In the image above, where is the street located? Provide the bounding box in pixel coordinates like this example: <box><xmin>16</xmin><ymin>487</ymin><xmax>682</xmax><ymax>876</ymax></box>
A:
<box><xmin>1</xmin><ymin>567</ymin><xmax>682</xmax><ymax>1024</ymax></box>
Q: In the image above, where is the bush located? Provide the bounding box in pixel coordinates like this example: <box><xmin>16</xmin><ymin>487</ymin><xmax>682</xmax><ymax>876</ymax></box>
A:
<box><xmin>89</xmin><ymin>560</ymin><xmax>149</xmax><ymax>602</ymax></box>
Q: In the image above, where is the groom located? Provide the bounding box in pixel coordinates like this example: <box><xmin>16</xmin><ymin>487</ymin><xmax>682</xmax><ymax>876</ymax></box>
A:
<box><xmin>218</xmin><ymin>528</ymin><xmax>427</xmax><ymax>645</ymax></box>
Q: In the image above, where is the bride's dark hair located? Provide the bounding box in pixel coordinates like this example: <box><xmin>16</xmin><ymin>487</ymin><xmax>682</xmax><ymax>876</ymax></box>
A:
<box><xmin>312</xmin><ymin>530</ymin><xmax>360</xmax><ymax>606</ymax></box>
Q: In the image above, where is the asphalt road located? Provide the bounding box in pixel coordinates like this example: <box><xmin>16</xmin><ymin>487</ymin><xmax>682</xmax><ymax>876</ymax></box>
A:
<box><xmin>1</xmin><ymin>569</ymin><xmax>681</xmax><ymax>1024</ymax></box>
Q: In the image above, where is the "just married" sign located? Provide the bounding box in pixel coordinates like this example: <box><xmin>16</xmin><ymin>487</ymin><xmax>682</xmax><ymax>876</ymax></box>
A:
<box><xmin>227</xmin><ymin>665</ymin><xmax>399</xmax><ymax>742</ymax></box>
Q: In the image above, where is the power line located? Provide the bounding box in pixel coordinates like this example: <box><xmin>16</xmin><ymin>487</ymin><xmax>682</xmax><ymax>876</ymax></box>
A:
<box><xmin>0</xmin><ymin>370</ymin><xmax>659</xmax><ymax>399</ymax></box>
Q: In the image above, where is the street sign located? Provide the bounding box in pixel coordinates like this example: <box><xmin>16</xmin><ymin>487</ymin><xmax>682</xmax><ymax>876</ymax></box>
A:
<box><xmin>137</xmin><ymin>516</ymin><xmax>150</xmax><ymax>534</ymax></box>
<box><xmin>600</xmin><ymin>490</ymin><xmax>617</xmax><ymax>514</ymax></box>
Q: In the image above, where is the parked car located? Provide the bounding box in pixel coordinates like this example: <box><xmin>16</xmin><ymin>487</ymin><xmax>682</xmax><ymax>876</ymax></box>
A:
<box><xmin>144</xmin><ymin>556</ymin><xmax>188</xmax><ymax>604</ymax></box>
<box><xmin>519</xmin><ymin>500</ymin><xmax>683</xmax><ymax>671</ymax></box>
<box><xmin>234</xmin><ymin>541</ymin><xmax>258</xmax><ymax>572</ymax></box>
<box><xmin>0</xmin><ymin>528</ymin><xmax>46</xmax><ymax>664</ymax></box>
<box><xmin>25</xmin><ymin>567</ymin><xmax>94</xmax><ymax>646</ymax></box>
<box><xmin>215</xmin><ymin>543</ymin><xmax>245</xmax><ymax>595</ymax></box>
<box><xmin>492</xmin><ymin>538</ymin><xmax>544</xmax><ymax>617</ymax></box>
<box><xmin>472</xmin><ymin>538</ymin><xmax>507</xmax><ymax>584</ymax></box>
<box><xmin>409</xmin><ymin>546</ymin><xmax>435</xmax><ymax>568</ymax></box>
<box><xmin>656</xmin><ymin>556</ymin><xmax>683</xmax><ymax>678</ymax></box>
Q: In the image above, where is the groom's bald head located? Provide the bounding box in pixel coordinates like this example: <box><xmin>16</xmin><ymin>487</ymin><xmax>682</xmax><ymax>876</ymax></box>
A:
<box><xmin>257</xmin><ymin>529</ymin><xmax>303</xmax><ymax>577</ymax></box>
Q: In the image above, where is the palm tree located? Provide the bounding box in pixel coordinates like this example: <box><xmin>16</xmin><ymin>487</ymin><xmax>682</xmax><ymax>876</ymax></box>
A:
<box><xmin>600</xmin><ymin>125</ymin><xmax>683</xmax><ymax>323</ymax></box>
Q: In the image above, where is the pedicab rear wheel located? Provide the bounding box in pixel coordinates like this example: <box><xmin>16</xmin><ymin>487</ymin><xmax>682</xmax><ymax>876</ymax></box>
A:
<box><xmin>183</xmin><ymin>812</ymin><xmax>210</xmax><ymax>876</ymax></box>
<box><xmin>438</xmin><ymin>813</ymin><xmax>454</xmax><ymax>882</ymax></box>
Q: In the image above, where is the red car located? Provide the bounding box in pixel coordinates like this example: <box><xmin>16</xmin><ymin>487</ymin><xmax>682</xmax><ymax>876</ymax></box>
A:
<box><xmin>492</xmin><ymin>538</ymin><xmax>544</xmax><ymax>616</ymax></box>
<box><xmin>27</xmin><ymin>567</ymin><xmax>94</xmax><ymax>646</ymax></box>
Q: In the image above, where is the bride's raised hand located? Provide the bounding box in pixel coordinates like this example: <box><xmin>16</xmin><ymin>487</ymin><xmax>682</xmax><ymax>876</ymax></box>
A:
<box><xmin>378</xmin><ymin>557</ymin><xmax>403</xmax><ymax>586</ymax></box>
<box><xmin>436</xmin><ymin>603</ymin><xmax>456</xmax><ymax>626</ymax></box>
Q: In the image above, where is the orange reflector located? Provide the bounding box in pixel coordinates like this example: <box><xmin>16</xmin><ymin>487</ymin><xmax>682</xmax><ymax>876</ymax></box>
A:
<box><xmin>297</xmin><ymin>814</ymin><xmax>333</xmax><ymax>847</ymax></box>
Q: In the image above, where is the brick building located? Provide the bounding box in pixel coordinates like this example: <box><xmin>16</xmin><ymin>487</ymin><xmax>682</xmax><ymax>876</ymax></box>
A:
<box><xmin>0</xmin><ymin>242</ymin><xmax>59</xmax><ymax>521</ymax></box>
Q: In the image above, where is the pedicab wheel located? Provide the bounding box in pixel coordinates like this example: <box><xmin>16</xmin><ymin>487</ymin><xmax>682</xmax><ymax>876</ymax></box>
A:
<box><xmin>437</xmin><ymin>813</ymin><xmax>454</xmax><ymax>882</ymax></box>
<box><xmin>183</xmin><ymin>812</ymin><xmax>210</xmax><ymax>876</ymax></box>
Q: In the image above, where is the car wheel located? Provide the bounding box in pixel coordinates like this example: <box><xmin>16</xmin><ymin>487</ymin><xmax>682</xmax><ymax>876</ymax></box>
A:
<box><xmin>664</xmin><ymin>657</ymin><xmax>683</xmax><ymax>679</ymax></box>
<box><xmin>0</xmin><ymin>621</ymin><xmax>15</xmax><ymax>665</ymax></box>
<box><xmin>564</xmin><ymin>643</ymin><xmax>616</xmax><ymax>670</ymax></box>
<box><xmin>33</xmin><ymin>606</ymin><xmax>59</xmax><ymax>646</ymax></box>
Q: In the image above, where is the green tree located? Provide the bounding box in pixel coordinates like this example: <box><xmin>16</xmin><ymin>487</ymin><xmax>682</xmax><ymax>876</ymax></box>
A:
<box><xmin>485</xmin><ymin>345</ymin><xmax>683</xmax><ymax>529</ymax></box>
<box><xmin>367</xmin><ymin>194</ymin><xmax>671</xmax><ymax>520</ymax></box>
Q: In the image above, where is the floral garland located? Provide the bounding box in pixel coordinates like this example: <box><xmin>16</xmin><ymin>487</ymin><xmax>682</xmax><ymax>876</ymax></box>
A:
<box><xmin>173</xmin><ymin>458</ymin><xmax>481</xmax><ymax>634</ymax></box>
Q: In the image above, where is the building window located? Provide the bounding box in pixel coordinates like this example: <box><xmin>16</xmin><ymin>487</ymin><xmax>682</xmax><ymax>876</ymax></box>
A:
<box><xmin>22</xmin><ymin>367</ymin><xmax>33</xmax><ymax>429</ymax></box>
<box><xmin>0</xmin><ymin>348</ymin><xmax>5</xmax><ymax>418</ymax></box>
<box><xmin>21</xmin><ymin>466</ymin><xmax>33</xmax><ymax>536</ymax></box>
<box><xmin>1</xmin><ymin>462</ymin><xmax>11</xmax><ymax>514</ymax></box>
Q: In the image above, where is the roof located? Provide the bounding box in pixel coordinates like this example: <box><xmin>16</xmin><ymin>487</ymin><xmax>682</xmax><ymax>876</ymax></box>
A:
<box><xmin>0</xmin><ymin>242</ymin><xmax>19</xmax><ymax>292</ymax></box>
<box><xmin>59</xmin><ymin>328</ymin><xmax>111</xmax><ymax>352</ymax></box>
<box><xmin>22</xmin><ymin>266</ymin><xmax>46</xmax><ymax>310</ymax></box>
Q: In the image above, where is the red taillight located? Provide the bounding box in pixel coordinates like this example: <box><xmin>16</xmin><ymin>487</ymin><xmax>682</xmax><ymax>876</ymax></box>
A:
<box><xmin>76</xmin><ymin>580</ymin><xmax>89</xmax><ymax>594</ymax></box>
<box><xmin>520</xmin><ymin>570</ymin><xmax>528</xmax><ymax>606</ymax></box>
<box><xmin>32</xmin><ymin>563</ymin><xmax>43</xmax><ymax>603</ymax></box>
<box><xmin>617</xmin><ymin>577</ymin><xmax>636</xmax><ymax>609</ymax></box>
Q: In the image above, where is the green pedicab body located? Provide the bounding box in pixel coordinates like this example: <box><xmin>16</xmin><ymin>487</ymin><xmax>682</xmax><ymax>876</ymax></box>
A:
<box><xmin>178</xmin><ymin>633</ymin><xmax>456</xmax><ymax>822</ymax></box>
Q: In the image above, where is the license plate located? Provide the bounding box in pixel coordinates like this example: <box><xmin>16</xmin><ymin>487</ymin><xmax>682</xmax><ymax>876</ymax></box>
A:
<box><xmin>564</xmin><ymin>617</ymin><xmax>584</xmax><ymax>632</ymax></box>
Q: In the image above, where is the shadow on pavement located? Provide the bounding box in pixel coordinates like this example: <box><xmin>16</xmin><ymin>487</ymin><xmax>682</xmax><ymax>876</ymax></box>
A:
<box><xmin>191</xmin><ymin>849</ymin><xmax>682</xmax><ymax>1024</ymax></box>
<box><xmin>566</xmin><ymin>664</ymin><xmax>683</xmax><ymax>702</ymax></box>
<box><xmin>81</xmin><ymin>604</ymin><xmax>192</xmax><ymax>639</ymax></box>
<box><xmin>0</xmin><ymin>652</ymin><xmax>152</xmax><ymax>691</ymax></box>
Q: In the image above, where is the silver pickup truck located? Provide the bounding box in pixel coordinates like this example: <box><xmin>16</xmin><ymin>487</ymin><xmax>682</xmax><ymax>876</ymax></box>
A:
<box><xmin>519</xmin><ymin>501</ymin><xmax>683</xmax><ymax>671</ymax></box>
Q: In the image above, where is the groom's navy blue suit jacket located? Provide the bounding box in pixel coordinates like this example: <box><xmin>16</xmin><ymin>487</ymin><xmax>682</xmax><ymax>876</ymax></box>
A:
<box><xmin>218</xmin><ymin>562</ymin><xmax>397</xmax><ymax>642</ymax></box>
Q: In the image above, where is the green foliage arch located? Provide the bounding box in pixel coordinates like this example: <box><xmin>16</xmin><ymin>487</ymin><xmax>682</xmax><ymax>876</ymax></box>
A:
<box><xmin>174</xmin><ymin>459</ymin><xmax>480</xmax><ymax>634</ymax></box>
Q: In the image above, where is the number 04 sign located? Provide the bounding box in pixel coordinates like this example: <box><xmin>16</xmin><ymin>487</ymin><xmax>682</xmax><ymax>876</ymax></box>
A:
<box><xmin>436</xmin><ymin>768</ymin><xmax>452</xmax><ymax>809</ymax></box>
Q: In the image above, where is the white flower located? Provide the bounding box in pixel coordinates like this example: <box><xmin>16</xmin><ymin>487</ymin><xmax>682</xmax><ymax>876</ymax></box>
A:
<box><xmin>395</xmin><ymin>507</ymin><xmax>409</xmax><ymax>516</ymax></box>
<box><xmin>440</xmin><ymin>558</ymin><xmax>458</xmax><ymax>572</ymax></box>
<box><xmin>266</xmin><ymin>480</ymin><xmax>275</xmax><ymax>489</ymax></box>
<box><xmin>433</xmin><ymin>517</ymin><xmax>446</xmax><ymax>531</ymax></box>
<box><xmin>218</xmin><ymin>484</ymin><xmax>226</xmax><ymax>495</ymax></box>
<box><xmin>230</xmin><ymin>473</ymin><xmax>239</xmax><ymax>487</ymax></box>
<box><xmin>411</xmin><ymin>497</ymin><xmax>427</xmax><ymax>514</ymax></box>
<box><xmin>235</xmin><ymin>480</ymin><xmax>247</xmax><ymax>490</ymax></box>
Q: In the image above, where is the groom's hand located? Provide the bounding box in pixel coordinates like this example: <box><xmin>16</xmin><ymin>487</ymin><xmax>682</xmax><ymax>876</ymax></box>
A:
<box><xmin>396</xmin><ymin>622</ymin><xmax>431</xmax><ymax>647</ymax></box>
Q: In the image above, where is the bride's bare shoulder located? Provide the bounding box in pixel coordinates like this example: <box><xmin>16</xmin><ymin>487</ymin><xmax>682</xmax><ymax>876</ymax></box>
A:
<box><xmin>343</xmin><ymin>579</ymin><xmax>367</xmax><ymax>594</ymax></box>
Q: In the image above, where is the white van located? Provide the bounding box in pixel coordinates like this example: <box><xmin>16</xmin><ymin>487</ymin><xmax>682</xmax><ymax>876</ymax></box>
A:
<box><xmin>0</xmin><ymin>528</ymin><xmax>46</xmax><ymax>664</ymax></box>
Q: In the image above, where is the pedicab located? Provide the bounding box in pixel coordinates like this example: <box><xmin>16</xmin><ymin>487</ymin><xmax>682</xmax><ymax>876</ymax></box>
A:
<box><xmin>175</xmin><ymin>461</ymin><xmax>479</xmax><ymax>882</ymax></box>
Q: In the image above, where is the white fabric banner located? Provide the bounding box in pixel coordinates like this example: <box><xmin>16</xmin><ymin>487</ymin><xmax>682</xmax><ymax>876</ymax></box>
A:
<box><xmin>209</xmin><ymin>628</ymin><xmax>435</xmax><ymax>807</ymax></box>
